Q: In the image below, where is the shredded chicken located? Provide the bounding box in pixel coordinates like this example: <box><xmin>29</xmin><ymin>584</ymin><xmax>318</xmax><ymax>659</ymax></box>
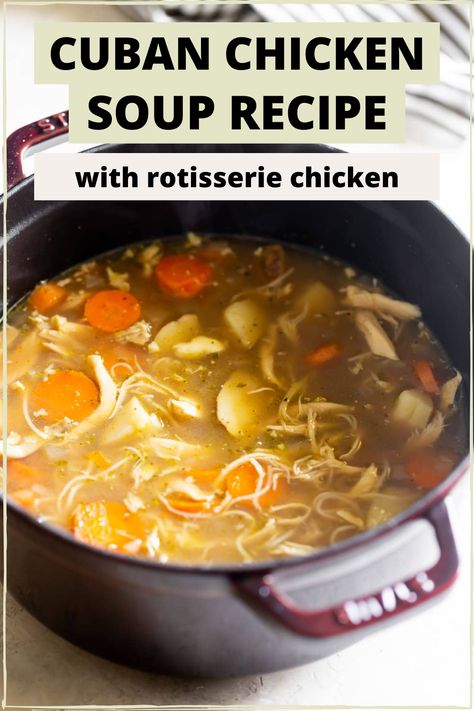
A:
<box><xmin>350</xmin><ymin>464</ymin><xmax>380</xmax><ymax>497</ymax></box>
<box><xmin>273</xmin><ymin>542</ymin><xmax>315</xmax><ymax>557</ymax></box>
<box><xmin>115</xmin><ymin>320</ymin><xmax>152</xmax><ymax>346</ymax></box>
<box><xmin>169</xmin><ymin>397</ymin><xmax>202</xmax><ymax>419</ymax></box>
<box><xmin>368</xmin><ymin>372</ymin><xmax>394</xmax><ymax>393</ymax></box>
<box><xmin>298</xmin><ymin>401</ymin><xmax>353</xmax><ymax>416</ymax></box>
<box><xmin>354</xmin><ymin>310</ymin><xmax>398</xmax><ymax>360</ymax></box>
<box><xmin>345</xmin><ymin>286</ymin><xmax>420</xmax><ymax>320</ymax></box>
<box><xmin>336</xmin><ymin>509</ymin><xmax>365</xmax><ymax>529</ymax></box>
<box><xmin>277</xmin><ymin>305</ymin><xmax>308</xmax><ymax>344</ymax></box>
<box><xmin>137</xmin><ymin>244</ymin><xmax>162</xmax><ymax>277</ymax></box>
<box><xmin>124</xmin><ymin>492</ymin><xmax>145</xmax><ymax>513</ymax></box>
<box><xmin>404</xmin><ymin>410</ymin><xmax>444</xmax><ymax>451</ymax></box>
<box><xmin>39</xmin><ymin>315</ymin><xmax>94</xmax><ymax>358</ymax></box>
<box><xmin>106</xmin><ymin>267</ymin><xmax>130</xmax><ymax>292</ymax></box>
<box><xmin>28</xmin><ymin>311</ymin><xmax>49</xmax><ymax>330</ymax></box>
<box><xmin>61</xmin><ymin>289</ymin><xmax>90</xmax><ymax>310</ymax></box>
<box><xmin>5</xmin><ymin>431</ymin><xmax>43</xmax><ymax>459</ymax></box>
<box><xmin>50</xmin><ymin>315</ymin><xmax>91</xmax><ymax>336</ymax></box>
<box><xmin>131</xmin><ymin>461</ymin><xmax>158</xmax><ymax>488</ymax></box>
<box><xmin>64</xmin><ymin>355</ymin><xmax>117</xmax><ymax>442</ymax></box>
<box><xmin>439</xmin><ymin>371</ymin><xmax>462</xmax><ymax>413</ymax></box>
<box><xmin>147</xmin><ymin>437</ymin><xmax>198</xmax><ymax>461</ymax></box>
<box><xmin>256</xmin><ymin>267</ymin><xmax>294</xmax><ymax>299</ymax></box>
<box><xmin>259</xmin><ymin>325</ymin><xmax>285</xmax><ymax>389</ymax></box>
<box><xmin>165</xmin><ymin>477</ymin><xmax>213</xmax><ymax>501</ymax></box>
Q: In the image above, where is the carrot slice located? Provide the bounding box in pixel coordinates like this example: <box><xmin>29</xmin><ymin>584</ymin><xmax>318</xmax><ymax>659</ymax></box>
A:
<box><xmin>227</xmin><ymin>462</ymin><xmax>258</xmax><ymax>499</ymax></box>
<box><xmin>29</xmin><ymin>282</ymin><xmax>67</xmax><ymax>314</ymax></box>
<box><xmin>405</xmin><ymin>448</ymin><xmax>455</xmax><ymax>490</ymax></box>
<box><xmin>84</xmin><ymin>290</ymin><xmax>141</xmax><ymax>332</ymax></box>
<box><xmin>8</xmin><ymin>458</ymin><xmax>46</xmax><ymax>511</ymax></box>
<box><xmin>30</xmin><ymin>369</ymin><xmax>99</xmax><ymax>423</ymax></box>
<box><xmin>306</xmin><ymin>342</ymin><xmax>342</xmax><ymax>367</ymax></box>
<box><xmin>189</xmin><ymin>467</ymin><xmax>222</xmax><ymax>485</ymax></box>
<box><xmin>8</xmin><ymin>459</ymin><xmax>45</xmax><ymax>490</ymax></box>
<box><xmin>227</xmin><ymin>461</ymin><xmax>286</xmax><ymax>508</ymax></box>
<box><xmin>413</xmin><ymin>360</ymin><xmax>439</xmax><ymax>394</ymax></box>
<box><xmin>155</xmin><ymin>255</ymin><xmax>213</xmax><ymax>298</ymax></box>
<box><xmin>70</xmin><ymin>500</ymin><xmax>147</xmax><ymax>552</ymax></box>
<box><xmin>166</xmin><ymin>496</ymin><xmax>217</xmax><ymax>514</ymax></box>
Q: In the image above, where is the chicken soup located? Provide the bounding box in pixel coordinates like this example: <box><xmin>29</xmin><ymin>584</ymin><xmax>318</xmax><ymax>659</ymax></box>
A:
<box><xmin>3</xmin><ymin>235</ymin><xmax>466</xmax><ymax>564</ymax></box>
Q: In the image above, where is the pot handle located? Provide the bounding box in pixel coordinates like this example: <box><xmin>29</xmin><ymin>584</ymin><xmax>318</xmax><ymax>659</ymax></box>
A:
<box><xmin>7</xmin><ymin>110</ymin><xmax>69</xmax><ymax>190</ymax></box>
<box><xmin>237</xmin><ymin>499</ymin><xmax>458</xmax><ymax>638</ymax></box>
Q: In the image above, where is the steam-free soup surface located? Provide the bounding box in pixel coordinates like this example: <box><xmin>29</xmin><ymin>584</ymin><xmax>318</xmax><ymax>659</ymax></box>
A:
<box><xmin>3</xmin><ymin>235</ymin><xmax>465</xmax><ymax>564</ymax></box>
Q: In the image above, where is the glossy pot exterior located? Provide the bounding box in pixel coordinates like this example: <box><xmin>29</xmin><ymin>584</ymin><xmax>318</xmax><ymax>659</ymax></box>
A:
<box><xmin>1</xmin><ymin>140</ymin><xmax>470</xmax><ymax>677</ymax></box>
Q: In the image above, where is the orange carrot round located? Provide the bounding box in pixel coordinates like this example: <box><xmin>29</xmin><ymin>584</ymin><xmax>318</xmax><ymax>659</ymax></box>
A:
<box><xmin>29</xmin><ymin>282</ymin><xmax>67</xmax><ymax>314</ymax></box>
<box><xmin>155</xmin><ymin>255</ymin><xmax>213</xmax><ymax>298</ymax></box>
<box><xmin>166</xmin><ymin>496</ymin><xmax>217</xmax><ymax>514</ymax></box>
<box><xmin>227</xmin><ymin>461</ymin><xmax>259</xmax><ymax>499</ymax></box>
<box><xmin>405</xmin><ymin>448</ymin><xmax>455</xmax><ymax>490</ymax></box>
<box><xmin>30</xmin><ymin>369</ymin><xmax>99</xmax><ymax>423</ymax></box>
<box><xmin>70</xmin><ymin>500</ymin><xmax>147</xmax><ymax>552</ymax></box>
<box><xmin>306</xmin><ymin>341</ymin><xmax>342</xmax><ymax>367</ymax></box>
<box><xmin>227</xmin><ymin>461</ymin><xmax>285</xmax><ymax>508</ymax></box>
<box><xmin>413</xmin><ymin>360</ymin><xmax>439</xmax><ymax>394</ymax></box>
<box><xmin>84</xmin><ymin>290</ymin><xmax>141</xmax><ymax>332</ymax></box>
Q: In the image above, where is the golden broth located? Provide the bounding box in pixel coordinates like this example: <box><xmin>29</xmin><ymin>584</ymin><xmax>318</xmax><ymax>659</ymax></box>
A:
<box><xmin>3</xmin><ymin>235</ymin><xmax>466</xmax><ymax>564</ymax></box>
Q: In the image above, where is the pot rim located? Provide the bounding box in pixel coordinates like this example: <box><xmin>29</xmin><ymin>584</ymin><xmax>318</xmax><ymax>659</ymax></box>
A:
<box><xmin>1</xmin><ymin>142</ymin><xmax>470</xmax><ymax>578</ymax></box>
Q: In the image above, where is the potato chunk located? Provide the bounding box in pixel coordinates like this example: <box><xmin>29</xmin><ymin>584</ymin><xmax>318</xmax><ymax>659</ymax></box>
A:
<box><xmin>300</xmin><ymin>281</ymin><xmax>336</xmax><ymax>313</ymax></box>
<box><xmin>173</xmin><ymin>336</ymin><xmax>226</xmax><ymax>359</ymax></box>
<box><xmin>217</xmin><ymin>370</ymin><xmax>272</xmax><ymax>437</ymax></box>
<box><xmin>148</xmin><ymin>314</ymin><xmax>199</xmax><ymax>353</ymax></box>
<box><xmin>391</xmin><ymin>389</ymin><xmax>433</xmax><ymax>430</ymax></box>
<box><xmin>224</xmin><ymin>299</ymin><xmax>266</xmax><ymax>349</ymax></box>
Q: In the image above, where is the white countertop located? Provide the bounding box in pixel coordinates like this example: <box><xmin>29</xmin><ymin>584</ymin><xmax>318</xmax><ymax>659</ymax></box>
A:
<box><xmin>1</xmin><ymin>4</ymin><xmax>471</xmax><ymax>707</ymax></box>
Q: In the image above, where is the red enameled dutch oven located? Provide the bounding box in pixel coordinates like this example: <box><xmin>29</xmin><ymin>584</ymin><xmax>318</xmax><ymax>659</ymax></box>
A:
<box><xmin>0</xmin><ymin>111</ymin><xmax>470</xmax><ymax>677</ymax></box>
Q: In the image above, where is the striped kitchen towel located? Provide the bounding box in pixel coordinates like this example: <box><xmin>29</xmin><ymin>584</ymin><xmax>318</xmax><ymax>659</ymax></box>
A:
<box><xmin>123</xmin><ymin>3</ymin><xmax>471</xmax><ymax>140</ymax></box>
